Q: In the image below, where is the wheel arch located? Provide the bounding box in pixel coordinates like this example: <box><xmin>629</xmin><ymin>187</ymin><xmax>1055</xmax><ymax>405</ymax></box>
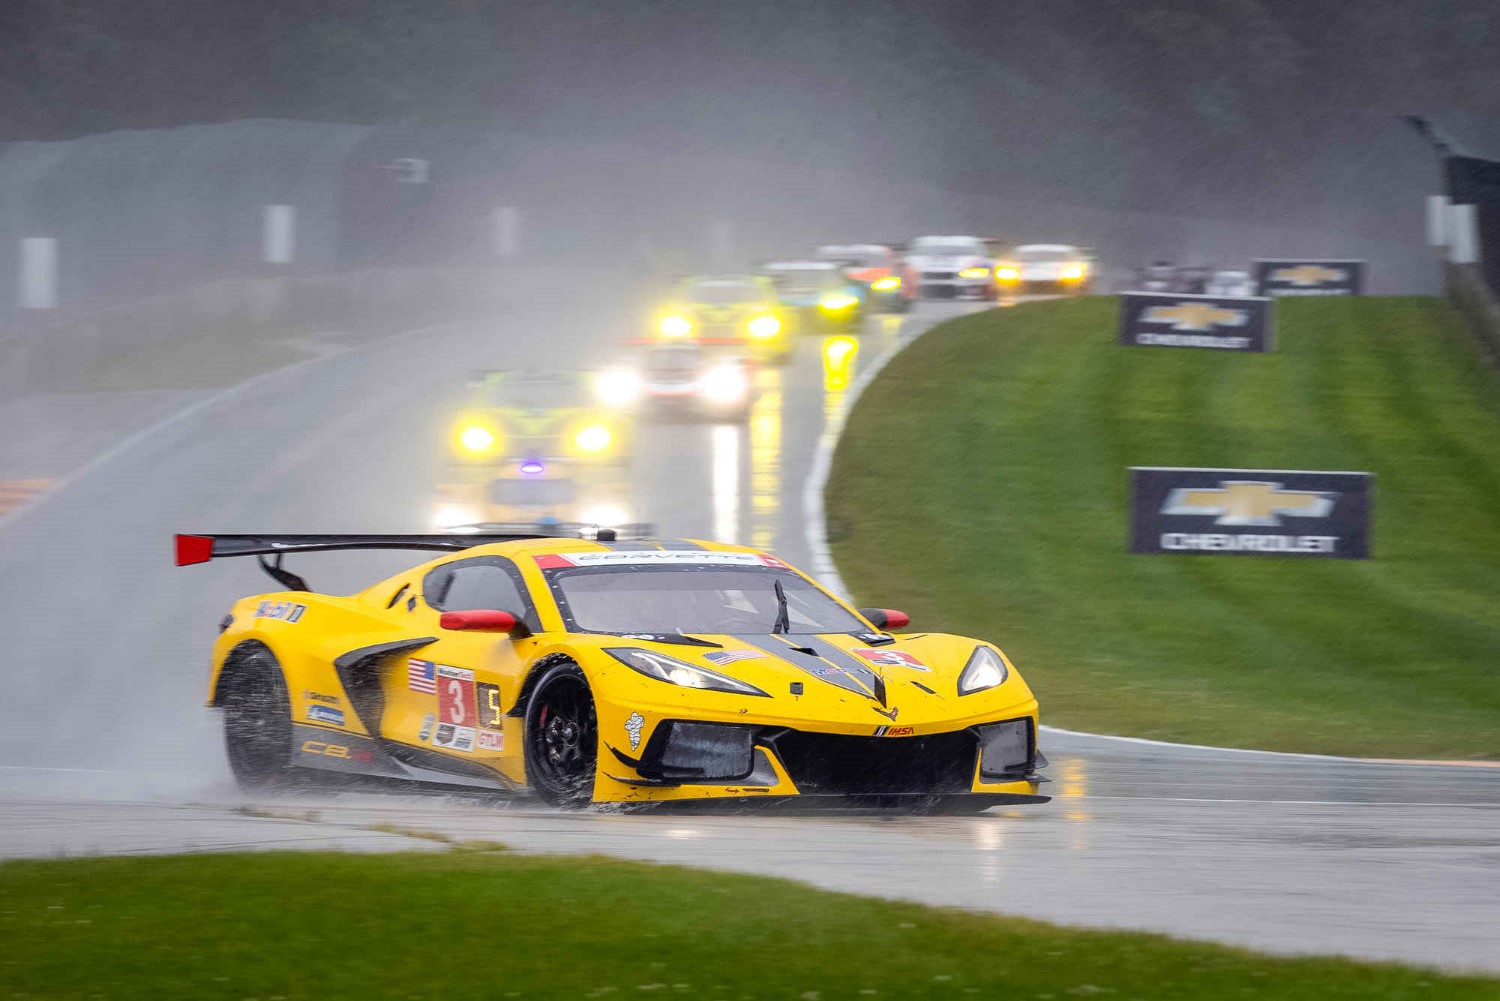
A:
<box><xmin>210</xmin><ymin>638</ymin><xmax>278</xmax><ymax>707</ymax></box>
<box><xmin>508</xmin><ymin>651</ymin><xmax>584</xmax><ymax>718</ymax></box>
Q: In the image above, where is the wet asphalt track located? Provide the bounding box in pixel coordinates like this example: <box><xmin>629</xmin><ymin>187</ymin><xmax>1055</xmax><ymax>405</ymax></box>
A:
<box><xmin>0</xmin><ymin>276</ymin><xmax>1496</xmax><ymax>973</ymax></box>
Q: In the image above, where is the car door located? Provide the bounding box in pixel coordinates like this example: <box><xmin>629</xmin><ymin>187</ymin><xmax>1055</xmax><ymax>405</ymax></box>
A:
<box><xmin>384</xmin><ymin>555</ymin><xmax>540</xmax><ymax>784</ymax></box>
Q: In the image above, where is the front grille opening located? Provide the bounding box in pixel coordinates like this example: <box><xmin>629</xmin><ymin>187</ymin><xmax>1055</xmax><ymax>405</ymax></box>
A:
<box><xmin>765</xmin><ymin>729</ymin><xmax>977</xmax><ymax>795</ymax></box>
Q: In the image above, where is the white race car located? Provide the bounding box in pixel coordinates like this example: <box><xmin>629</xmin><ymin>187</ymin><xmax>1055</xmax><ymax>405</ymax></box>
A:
<box><xmin>905</xmin><ymin>235</ymin><xmax>996</xmax><ymax>301</ymax></box>
<box><xmin>994</xmin><ymin>244</ymin><xmax>1093</xmax><ymax>295</ymax></box>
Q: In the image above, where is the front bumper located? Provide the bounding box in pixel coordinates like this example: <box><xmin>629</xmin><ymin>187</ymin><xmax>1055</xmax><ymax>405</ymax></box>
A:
<box><xmin>596</xmin><ymin>716</ymin><xmax>1048</xmax><ymax>805</ymax></box>
<box><xmin>919</xmin><ymin>274</ymin><xmax>992</xmax><ymax>299</ymax></box>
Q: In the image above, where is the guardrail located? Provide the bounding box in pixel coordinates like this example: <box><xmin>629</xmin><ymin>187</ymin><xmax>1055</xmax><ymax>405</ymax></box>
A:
<box><xmin>1445</xmin><ymin>261</ymin><xmax>1500</xmax><ymax>365</ymax></box>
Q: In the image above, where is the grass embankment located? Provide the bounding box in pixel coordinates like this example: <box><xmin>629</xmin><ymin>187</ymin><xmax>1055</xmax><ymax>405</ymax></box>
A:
<box><xmin>827</xmin><ymin>297</ymin><xmax>1500</xmax><ymax>758</ymax></box>
<box><xmin>2</xmin><ymin>851</ymin><xmax>1492</xmax><ymax>999</ymax></box>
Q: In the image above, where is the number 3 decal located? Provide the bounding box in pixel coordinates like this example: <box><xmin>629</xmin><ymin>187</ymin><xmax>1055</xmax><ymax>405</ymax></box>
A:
<box><xmin>446</xmin><ymin>679</ymin><xmax>466</xmax><ymax>724</ymax></box>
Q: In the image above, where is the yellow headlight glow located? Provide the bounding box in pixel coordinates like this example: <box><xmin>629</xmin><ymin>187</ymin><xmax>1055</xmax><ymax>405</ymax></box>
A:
<box><xmin>660</xmin><ymin>315</ymin><xmax>692</xmax><ymax>338</ymax></box>
<box><xmin>748</xmin><ymin>315</ymin><xmax>782</xmax><ymax>339</ymax></box>
<box><xmin>458</xmin><ymin>425</ymin><xmax>497</xmax><ymax>454</ymax></box>
<box><xmin>819</xmin><ymin>294</ymin><xmax>859</xmax><ymax>311</ymax></box>
<box><xmin>959</xmin><ymin>266</ymin><xmax>990</xmax><ymax>279</ymax></box>
<box><xmin>871</xmin><ymin>276</ymin><xmax>901</xmax><ymax>291</ymax></box>
<box><xmin>574</xmin><ymin>424</ymin><xmax>613</xmax><ymax>453</ymax></box>
<box><xmin>995</xmin><ymin>266</ymin><xmax>1020</xmax><ymax>282</ymax></box>
<box><xmin>1061</xmin><ymin>263</ymin><xmax>1086</xmax><ymax>281</ymax></box>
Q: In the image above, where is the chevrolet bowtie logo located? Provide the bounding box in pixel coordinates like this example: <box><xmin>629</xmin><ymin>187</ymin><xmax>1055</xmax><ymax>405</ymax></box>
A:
<box><xmin>1271</xmin><ymin>264</ymin><xmax>1344</xmax><ymax>286</ymax></box>
<box><xmin>1161</xmin><ymin>480</ymin><xmax>1335</xmax><ymax>526</ymax></box>
<box><xmin>1141</xmin><ymin>302</ymin><xmax>1246</xmax><ymax>331</ymax></box>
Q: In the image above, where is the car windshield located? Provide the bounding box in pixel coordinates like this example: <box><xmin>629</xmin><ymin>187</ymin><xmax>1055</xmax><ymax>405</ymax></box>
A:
<box><xmin>1016</xmin><ymin>247</ymin><xmax>1075</xmax><ymax>262</ymax></box>
<box><xmin>683</xmin><ymin>281</ymin><xmax>762</xmax><ymax>305</ymax></box>
<box><xmin>548</xmin><ymin>565</ymin><xmax>867</xmax><ymax>635</ymax></box>
<box><xmin>912</xmin><ymin>239</ymin><xmax>983</xmax><ymax>256</ymax></box>
<box><xmin>477</xmin><ymin>374</ymin><xmax>591</xmax><ymax>410</ymax></box>
<box><xmin>818</xmin><ymin>248</ymin><xmax>885</xmax><ymax>267</ymax></box>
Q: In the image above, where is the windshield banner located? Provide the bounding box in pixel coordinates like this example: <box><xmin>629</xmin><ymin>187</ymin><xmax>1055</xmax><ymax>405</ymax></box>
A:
<box><xmin>1254</xmin><ymin>259</ymin><xmax>1365</xmax><ymax>296</ymax></box>
<box><xmin>1129</xmin><ymin>466</ymin><xmax>1372</xmax><ymax>559</ymax></box>
<box><xmin>536</xmin><ymin>551</ymin><xmax>791</xmax><ymax>569</ymax></box>
<box><xmin>1118</xmin><ymin>292</ymin><xmax>1272</xmax><ymax>352</ymax></box>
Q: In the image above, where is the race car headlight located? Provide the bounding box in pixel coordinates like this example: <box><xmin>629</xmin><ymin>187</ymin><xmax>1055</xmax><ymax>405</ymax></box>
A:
<box><xmin>606</xmin><ymin>648</ymin><xmax>770</xmax><ymax>697</ymax></box>
<box><xmin>700</xmin><ymin>364</ymin><xmax>749</xmax><ymax>404</ymax></box>
<box><xmin>747</xmin><ymin>315</ymin><xmax>781</xmax><ymax>339</ymax></box>
<box><xmin>995</xmin><ymin>266</ymin><xmax>1020</xmax><ymax>282</ymax></box>
<box><xmin>660</xmin><ymin>315</ymin><xmax>693</xmax><ymax>338</ymax></box>
<box><xmin>1060</xmin><ymin>264</ymin><xmax>1086</xmax><ymax>281</ymax></box>
<box><xmin>959</xmin><ymin>266</ymin><xmax>991</xmax><ymax>279</ymax></box>
<box><xmin>871</xmin><ymin>276</ymin><xmax>901</xmax><ymax>292</ymax></box>
<box><xmin>456</xmin><ymin>423</ymin><xmax>501</xmax><ymax>456</ymax></box>
<box><xmin>573</xmin><ymin>424</ymin><xmax>613</xmax><ymax>453</ymax></box>
<box><xmin>819</xmin><ymin>294</ymin><xmax>859</xmax><ymax>311</ymax></box>
<box><xmin>957</xmin><ymin>646</ymin><xmax>1008</xmax><ymax>696</ymax></box>
<box><xmin>596</xmin><ymin>368</ymin><xmax>643</xmax><ymax>407</ymax></box>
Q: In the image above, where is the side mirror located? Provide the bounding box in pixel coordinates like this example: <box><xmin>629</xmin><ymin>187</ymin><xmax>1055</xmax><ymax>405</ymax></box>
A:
<box><xmin>859</xmin><ymin>608</ymin><xmax>910</xmax><ymax>630</ymax></box>
<box><xmin>439</xmin><ymin>609</ymin><xmax>532</xmax><ymax>637</ymax></box>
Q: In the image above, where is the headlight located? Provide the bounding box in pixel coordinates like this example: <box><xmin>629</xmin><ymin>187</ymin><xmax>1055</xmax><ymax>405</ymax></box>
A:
<box><xmin>660</xmin><ymin>315</ymin><xmax>693</xmax><ymax>338</ymax></box>
<box><xmin>957</xmin><ymin>646</ymin><xmax>1008</xmax><ymax>695</ymax></box>
<box><xmin>596</xmin><ymin>368</ymin><xmax>643</xmax><ymax>407</ymax></box>
<box><xmin>700</xmin><ymin>364</ymin><xmax>749</xmax><ymax>404</ymax></box>
<box><xmin>959</xmin><ymin>266</ymin><xmax>991</xmax><ymax>279</ymax></box>
<box><xmin>1060</xmin><ymin>264</ymin><xmax>1086</xmax><ymax>281</ymax></box>
<box><xmin>819</xmin><ymin>294</ymin><xmax>859</xmax><ymax>311</ymax></box>
<box><xmin>747</xmin><ymin>315</ymin><xmax>781</xmax><ymax>339</ymax></box>
<box><xmin>606</xmin><ymin>648</ymin><xmax>769</xmax><ymax>697</ymax></box>
<box><xmin>995</xmin><ymin>266</ymin><xmax>1020</xmax><ymax>282</ymax></box>
<box><xmin>578</xmin><ymin>502</ymin><xmax>631</xmax><ymax>527</ymax></box>
<box><xmin>457</xmin><ymin>424</ymin><xmax>500</xmax><ymax>456</ymax></box>
<box><xmin>871</xmin><ymin>276</ymin><xmax>901</xmax><ymax>292</ymax></box>
<box><xmin>432</xmin><ymin>503</ymin><xmax>481</xmax><ymax>529</ymax></box>
<box><xmin>574</xmin><ymin>424</ymin><xmax>613</xmax><ymax>453</ymax></box>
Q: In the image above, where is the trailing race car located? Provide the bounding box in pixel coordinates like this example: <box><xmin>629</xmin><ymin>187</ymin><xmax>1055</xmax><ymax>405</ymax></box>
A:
<box><xmin>758</xmin><ymin>260</ymin><xmax>864</xmax><ymax>330</ymax></box>
<box><xmin>652</xmin><ymin>275</ymin><xmax>792</xmax><ymax>364</ymax></box>
<box><xmin>817</xmin><ymin>244</ymin><xmax>915</xmax><ymax>313</ymax></box>
<box><xmin>180</xmin><ymin>532</ymin><xmax>1049</xmax><ymax>811</ymax></box>
<box><xmin>993</xmin><ymin>244</ymin><xmax>1093</xmax><ymax>295</ymax></box>
<box><xmin>905</xmin><ymin>235</ymin><xmax>996</xmax><ymax>300</ymax></box>
<box><xmin>433</xmin><ymin>371</ymin><xmax>634</xmax><ymax>532</ymax></box>
<box><xmin>599</xmin><ymin>343</ymin><xmax>756</xmax><ymax>422</ymax></box>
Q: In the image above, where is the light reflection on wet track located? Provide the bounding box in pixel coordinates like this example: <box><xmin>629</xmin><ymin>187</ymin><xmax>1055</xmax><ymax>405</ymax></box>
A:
<box><xmin>0</xmin><ymin>281</ymin><xmax>1495</xmax><ymax>973</ymax></box>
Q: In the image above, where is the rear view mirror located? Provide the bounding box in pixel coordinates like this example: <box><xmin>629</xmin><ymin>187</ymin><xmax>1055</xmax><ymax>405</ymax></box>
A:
<box><xmin>859</xmin><ymin>608</ymin><xmax>910</xmax><ymax>630</ymax></box>
<box><xmin>439</xmin><ymin>609</ymin><xmax>531</xmax><ymax>637</ymax></box>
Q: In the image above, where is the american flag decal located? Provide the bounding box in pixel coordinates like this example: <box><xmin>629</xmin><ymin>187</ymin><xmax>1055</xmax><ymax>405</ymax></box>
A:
<box><xmin>408</xmin><ymin>659</ymin><xmax>436</xmax><ymax>694</ymax></box>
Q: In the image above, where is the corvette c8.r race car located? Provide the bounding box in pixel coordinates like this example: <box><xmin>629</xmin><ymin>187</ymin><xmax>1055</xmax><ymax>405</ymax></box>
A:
<box><xmin>179</xmin><ymin>532</ymin><xmax>1049</xmax><ymax>811</ymax></box>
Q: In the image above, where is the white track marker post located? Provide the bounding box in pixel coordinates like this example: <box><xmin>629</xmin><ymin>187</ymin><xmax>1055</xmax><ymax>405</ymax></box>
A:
<box><xmin>19</xmin><ymin>237</ymin><xmax>58</xmax><ymax>310</ymax></box>
<box><xmin>1448</xmin><ymin>203</ymin><xmax>1479</xmax><ymax>264</ymax></box>
<box><xmin>495</xmin><ymin>206</ymin><xmax>520</xmax><ymax>258</ymax></box>
<box><xmin>262</xmin><ymin>205</ymin><xmax>296</xmax><ymax>265</ymax></box>
<box><xmin>1427</xmin><ymin>195</ymin><xmax>1449</xmax><ymax>247</ymax></box>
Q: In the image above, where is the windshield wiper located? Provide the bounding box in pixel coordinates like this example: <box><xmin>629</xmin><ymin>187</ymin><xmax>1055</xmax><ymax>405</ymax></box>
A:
<box><xmin>772</xmin><ymin>579</ymin><xmax>790</xmax><ymax>634</ymax></box>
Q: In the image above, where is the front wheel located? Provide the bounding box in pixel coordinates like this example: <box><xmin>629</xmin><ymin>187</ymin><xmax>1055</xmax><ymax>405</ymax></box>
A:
<box><xmin>524</xmin><ymin>661</ymin><xmax>599</xmax><ymax>808</ymax></box>
<box><xmin>221</xmin><ymin>645</ymin><xmax>294</xmax><ymax>790</ymax></box>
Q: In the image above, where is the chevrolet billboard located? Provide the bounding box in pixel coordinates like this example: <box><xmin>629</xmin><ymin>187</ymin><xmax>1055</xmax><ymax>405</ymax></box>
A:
<box><xmin>1118</xmin><ymin>292</ymin><xmax>1272</xmax><ymax>352</ymax></box>
<box><xmin>1129</xmin><ymin>467</ymin><xmax>1372</xmax><ymax>559</ymax></box>
<box><xmin>1254</xmin><ymin>259</ymin><xmax>1365</xmax><ymax>296</ymax></box>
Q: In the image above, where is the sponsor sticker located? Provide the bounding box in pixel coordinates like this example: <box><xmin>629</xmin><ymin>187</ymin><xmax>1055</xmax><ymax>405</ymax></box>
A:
<box><xmin>1129</xmin><ymin>467</ymin><xmax>1372</xmax><ymax>559</ymax></box>
<box><xmin>1254</xmin><ymin>259</ymin><xmax>1364</xmax><ymax>297</ymax></box>
<box><xmin>433</xmin><ymin>723</ymin><xmax>476</xmax><ymax>752</ymax></box>
<box><xmin>1119</xmin><ymin>292</ymin><xmax>1271</xmax><ymax>353</ymax></box>
<box><xmin>418</xmin><ymin>713</ymin><xmax>436</xmax><ymax>742</ymax></box>
<box><xmin>408</xmin><ymin>658</ymin><xmax>437</xmax><ymax>694</ymax></box>
<box><xmin>437</xmin><ymin>665</ymin><xmax>476</xmax><ymax>727</ymax></box>
<box><xmin>303</xmin><ymin>690</ymin><xmax>339</xmax><ymax>705</ymax></box>
<box><xmin>852</xmin><ymin>648</ymin><xmax>929</xmax><ymax>671</ymax></box>
<box><xmin>255</xmin><ymin>600</ymin><xmax>306</xmax><ymax>622</ymax></box>
<box><xmin>624</xmin><ymin>711</ymin><xmax>646</xmax><ymax>752</ymax></box>
<box><xmin>476</xmin><ymin>729</ymin><xmax>504</xmax><ymax>752</ymax></box>
<box><xmin>307</xmin><ymin>704</ymin><xmax>345</xmax><ymax>726</ymax></box>
<box><xmin>704</xmin><ymin>650</ymin><xmax>763</xmax><ymax>666</ymax></box>
<box><xmin>874</xmin><ymin>725</ymin><xmax>916</xmax><ymax>737</ymax></box>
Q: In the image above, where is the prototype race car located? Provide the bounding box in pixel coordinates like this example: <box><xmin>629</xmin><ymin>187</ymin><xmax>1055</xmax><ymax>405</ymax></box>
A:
<box><xmin>434</xmin><ymin>371</ymin><xmax>634</xmax><ymax>531</ymax></box>
<box><xmin>905</xmin><ymin>235</ymin><xmax>996</xmax><ymax>300</ymax></box>
<box><xmin>993</xmin><ymin>244</ymin><xmax>1093</xmax><ymax>295</ymax></box>
<box><xmin>181</xmin><ymin>532</ymin><xmax>1049</xmax><ymax>810</ymax></box>
<box><xmin>758</xmin><ymin>259</ymin><xmax>864</xmax><ymax>329</ymax></box>
<box><xmin>817</xmin><ymin>244</ymin><xmax>915</xmax><ymax>313</ymax></box>
<box><xmin>653</xmin><ymin>275</ymin><xmax>792</xmax><ymax>364</ymax></box>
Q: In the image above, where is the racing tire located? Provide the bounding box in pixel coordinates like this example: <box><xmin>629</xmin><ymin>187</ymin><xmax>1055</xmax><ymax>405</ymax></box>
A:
<box><xmin>220</xmin><ymin>645</ymin><xmax>295</xmax><ymax>791</ymax></box>
<box><xmin>523</xmin><ymin>661</ymin><xmax>599</xmax><ymax>808</ymax></box>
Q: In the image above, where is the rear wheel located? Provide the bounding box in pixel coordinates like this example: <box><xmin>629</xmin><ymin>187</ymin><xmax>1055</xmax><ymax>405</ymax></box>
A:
<box><xmin>220</xmin><ymin>646</ymin><xmax>294</xmax><ymax>790</ymax></box>
<box><xmin>524</xmin><ymin>662</ymin><xmax>598</xmax><ymax>808</ymax></box>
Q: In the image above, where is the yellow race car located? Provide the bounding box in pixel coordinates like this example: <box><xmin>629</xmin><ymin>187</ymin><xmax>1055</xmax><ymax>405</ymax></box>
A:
<box><xmin>178</xmin><ymin>531</ymin><xmax>1048</xmax><ymax>811</ymax></box>
<box><xmin>652</xmin><ymin>275</ymin><xmax>792</xmax><ymax>365</ymax></box>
